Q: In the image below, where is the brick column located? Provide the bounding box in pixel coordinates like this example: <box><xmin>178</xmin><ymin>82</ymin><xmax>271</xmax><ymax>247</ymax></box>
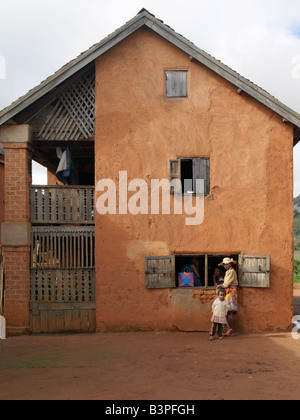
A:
<box><xmin>0</xmin><ymin>124</ymin><xmax>32</xmax><ymax>335</ymax></box>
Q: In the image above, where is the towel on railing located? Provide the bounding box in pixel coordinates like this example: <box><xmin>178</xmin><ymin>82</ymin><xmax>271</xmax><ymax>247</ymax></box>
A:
<box><xmin>56</xmin><ymin>147</ymin><xmax>75</xmax><ymax>185</ymax></box>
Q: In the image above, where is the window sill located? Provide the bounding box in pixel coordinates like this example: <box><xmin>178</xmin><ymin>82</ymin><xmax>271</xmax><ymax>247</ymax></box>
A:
<box><xmin>176</xmin><ymin>286</ymin><xmax>216</xmax><ymax>290</ymax></box>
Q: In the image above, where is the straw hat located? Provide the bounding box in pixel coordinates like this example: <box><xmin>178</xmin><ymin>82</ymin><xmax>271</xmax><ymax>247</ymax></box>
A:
<box><xmin>218</xmin><ymin>257</ymin><xmax>237</xmax><ymax>266</ymax></box>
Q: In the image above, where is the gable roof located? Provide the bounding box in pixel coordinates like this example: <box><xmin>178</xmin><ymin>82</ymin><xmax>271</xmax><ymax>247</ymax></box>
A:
<box><xmin>1</xmin><ymin>8</ymin><xmax>300</xmax><ymax>135</ymax></box>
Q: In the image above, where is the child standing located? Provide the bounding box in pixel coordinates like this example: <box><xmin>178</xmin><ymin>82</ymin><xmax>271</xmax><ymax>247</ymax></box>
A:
<box><xmin>210</xmin><ymin>287</ymin><xmax>228</xmax><ymax>340</ymax></box>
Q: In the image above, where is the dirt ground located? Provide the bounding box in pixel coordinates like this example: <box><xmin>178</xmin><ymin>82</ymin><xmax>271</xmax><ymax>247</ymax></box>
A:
<box><xmin>0</xmin><ymin>286</ymin><xmax>299</xmax><ymax>401</ymax></box>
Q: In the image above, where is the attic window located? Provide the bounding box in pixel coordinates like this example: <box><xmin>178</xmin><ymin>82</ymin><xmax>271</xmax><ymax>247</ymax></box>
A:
<box><xmin>165</xmin><ymin>70</ymin><xmax>188</xmax><ymax>98</ymax></box>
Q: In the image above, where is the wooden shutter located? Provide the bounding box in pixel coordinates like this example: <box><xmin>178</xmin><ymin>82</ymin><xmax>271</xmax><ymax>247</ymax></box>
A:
<box><xmin>192</xmin><ymin>158</ymin><xmax>210</xmax><ymax>196</ymax></box>
<box><xmin>168</xmin><ymin>159</ymin><xmax>181</xmax><ymax>194</ymax></box>
<box><xmin>165</xmin><ymin>70</ymin><xmax>188</xmax><ymax>98</ymax></box>
<box><xmin>238</xmin><ymin>254</ymin><xmax>270</xmax><ymax>287</ymax></box>
<box><xmin>145</xmin><ymin>256</ymin><xmax>175</xmax><ymax>288</ymax></box>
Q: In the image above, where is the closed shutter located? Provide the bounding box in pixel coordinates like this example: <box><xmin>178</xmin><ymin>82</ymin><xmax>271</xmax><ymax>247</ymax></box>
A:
<box><xmin>238</xmin><ymin>254</ymin><xmax>270</xmax><ymax>287</ymax></box>
<box><xmin>165</xmin><ymin>70</ymin><xmax>188</xmax><ymax>98</ymax></box>
<box><xmin>192</xmin><ymin>158</ymin><xmax>210</xmax><ymax>196</ymax></box>
<box><xmin>168</xmin><ymin>159</ymin><xmax>181</xmax><ymax>194</ymax></box>
<box><xmin>145</xmin><ymin>255</ymin><xmax>175</xmax><ymax>288</ymax></box>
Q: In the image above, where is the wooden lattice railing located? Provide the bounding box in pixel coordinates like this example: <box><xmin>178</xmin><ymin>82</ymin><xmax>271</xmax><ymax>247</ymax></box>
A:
<box><xmin>30</xmin><ymin>226</ymin><xmax>95</xmax><ymax>304</ymax></box>
<box><xmin>30</xmin><ymin>186</ymin><xmax>95</xmax><ymax>224</ymax></box>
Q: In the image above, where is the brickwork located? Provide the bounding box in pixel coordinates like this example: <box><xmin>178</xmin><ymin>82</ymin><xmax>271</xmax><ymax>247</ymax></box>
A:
<box><xmin>3</xmin><ymin>247</ymin><xmax>31</xmax><ymax>330</ymax></box>
<box><xmin>193</xmin><ymin>289</ymin><xmax>216</xmax><ymax>304</ymax></box>
<box><xmin>3</xmin><ymin>143</ymin><xmax>32</xmax><ymax>222</ymax></box>
<box><xmin>2</xmin><ymin>137</ymin><xmax>32</xmax><ymax>334</ymax></box>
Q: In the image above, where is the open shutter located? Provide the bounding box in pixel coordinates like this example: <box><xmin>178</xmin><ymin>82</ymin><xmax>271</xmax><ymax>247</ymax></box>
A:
<box><xmin>238</xmin><ymin>254</ymin><xmax>270</xmax><ymax>287</ymax></box>
<box><xmin>168</xmin><ymin>159</ymin><xmax>181</xmax><ymax>194</ymax></box>
<box><xmin>193</xmin><ymin>158</ymin><xmax>210</xmax><ymax>196</ymax></box>
<box><xmin>145</xmin><ymin>255</ymin><xmax>175</xmax><ymax>288</ymax></box>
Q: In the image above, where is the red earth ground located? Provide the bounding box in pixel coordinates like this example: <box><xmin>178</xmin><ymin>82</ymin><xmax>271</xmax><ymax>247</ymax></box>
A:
<box><xmin>0</xmin><ymin>285</ymin><xmax>299</xmax><ymax>401</ymax></box>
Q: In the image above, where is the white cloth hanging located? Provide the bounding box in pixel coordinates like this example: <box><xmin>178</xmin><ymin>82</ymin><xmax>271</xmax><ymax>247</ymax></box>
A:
<box><xmin>55</xmin><ymin>147</ymin><xmax>75</xmax><ymax>185</ymax></box>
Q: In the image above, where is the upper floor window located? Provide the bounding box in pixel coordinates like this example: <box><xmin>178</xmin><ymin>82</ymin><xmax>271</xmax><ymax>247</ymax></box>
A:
<box><xmin>165</xmin><ymin>70</ymin><xmax>188</xmax><ymax>98</ymax></box>
<box><xmin>168</xmin><ymin>157</ymin><xmax>210</xmax><ymax>196</ymax></box>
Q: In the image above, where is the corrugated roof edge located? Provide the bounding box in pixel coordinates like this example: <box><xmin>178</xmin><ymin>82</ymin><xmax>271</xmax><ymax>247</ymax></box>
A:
<box><xmin>1</xmin><ymin>9</ymin><xmax>300</xmax><ymax>130</ymax></box>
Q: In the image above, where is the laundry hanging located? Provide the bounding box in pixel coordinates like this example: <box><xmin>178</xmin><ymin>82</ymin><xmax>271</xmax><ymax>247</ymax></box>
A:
<box><xmin>55</xmin><ymin>146</ymin><xmax>75</xmax><ymax>185</ymax></box>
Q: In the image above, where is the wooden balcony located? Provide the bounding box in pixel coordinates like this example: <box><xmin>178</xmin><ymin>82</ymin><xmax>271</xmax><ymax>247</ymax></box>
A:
<box><xmin>30</xmin><ymin>186</ymin><xmax>95</xmax><ymax>225</ymax></box>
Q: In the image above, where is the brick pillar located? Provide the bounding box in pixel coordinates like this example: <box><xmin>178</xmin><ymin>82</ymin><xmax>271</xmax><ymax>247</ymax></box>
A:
<box><xmin>0</xmin><ymin>124</ymin><xmax>32</xmax><ymax>335</ymax></box>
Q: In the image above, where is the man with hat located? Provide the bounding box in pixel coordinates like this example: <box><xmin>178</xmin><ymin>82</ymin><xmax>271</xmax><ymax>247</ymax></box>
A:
<box><xmin>218</xmin><ymin>257</ymin><xmax>238</xmax><ymax>336</ymax></box>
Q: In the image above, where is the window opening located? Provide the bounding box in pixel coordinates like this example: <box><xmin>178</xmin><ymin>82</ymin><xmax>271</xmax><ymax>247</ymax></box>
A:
<box><xmin>181</xmin><ymin>159</ymin><xmax>193</xmax><ymax>194</ymax></box>
<box><xmin>168</xmin><ymin>158</ymin><xmax>210</xmax><ymax>196</ymax></box>
<box><xmin>175</xmin><ymin>254</ymin><xmax>238</xmax><ymax>288</ymax></box>
<box><xmin>145</xmin><ymin>254</ymin><xmax>270</xmax><ymax>289</ymax></box>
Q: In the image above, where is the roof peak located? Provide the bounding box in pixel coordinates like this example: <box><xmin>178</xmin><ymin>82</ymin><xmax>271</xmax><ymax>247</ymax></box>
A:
<box><xmin>138</xmin><ymin>8</ymin><xmax>151</xmax><ymax>14</ymax></box>
<box><xmin>137</xmin><ymin>9</ymin><xmax>157</xmax><ymax>19</ymax></box>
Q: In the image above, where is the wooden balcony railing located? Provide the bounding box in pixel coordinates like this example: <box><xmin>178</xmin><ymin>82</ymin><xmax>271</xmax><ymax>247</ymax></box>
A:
<box><xmin>30</xmin><ymin>226</ymin><xmax>95</xmax><ymax>304</ymax></box>
<box><xmin>30</xmin><ymin>186</ymin><xmax>95</xmax><ymax>224</ymax></box>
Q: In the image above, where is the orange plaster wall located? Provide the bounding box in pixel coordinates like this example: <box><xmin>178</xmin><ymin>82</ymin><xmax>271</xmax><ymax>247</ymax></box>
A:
<box><xmin>94</xmin><ymin>27</ymin><xmax>294</xmax><ymax>332</ymax></box>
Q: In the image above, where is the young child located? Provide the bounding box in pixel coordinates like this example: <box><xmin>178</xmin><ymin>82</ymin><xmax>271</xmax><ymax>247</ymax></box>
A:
<box><xmin>210</xmin><ymin>287</ymin><xmax>228</xmax><ymax>340</ymax></box>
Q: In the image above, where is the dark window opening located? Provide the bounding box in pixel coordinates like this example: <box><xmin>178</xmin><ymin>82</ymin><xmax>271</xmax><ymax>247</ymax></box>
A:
<box><xmin>175</xmin><ymin>254</ymin><xmax>238</xmax><ymax>288</ymax></box>
<box><xmin>181</xmin><ymin>159</ymin><xmax>193</xmax><ymax>194</ymax></box>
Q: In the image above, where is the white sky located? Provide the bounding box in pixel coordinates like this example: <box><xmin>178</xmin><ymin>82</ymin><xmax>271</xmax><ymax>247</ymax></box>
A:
<box><xmin>1</xmin><ymin>0</ymin><xmax>300</xmax><ymax>193</ymax></box>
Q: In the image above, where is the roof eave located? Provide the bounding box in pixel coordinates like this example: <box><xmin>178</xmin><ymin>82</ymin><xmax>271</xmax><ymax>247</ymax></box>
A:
<box><xmin>0</xmin><ymin>12</ymin><xmax>149</xmax><ymax>125</ymax></box>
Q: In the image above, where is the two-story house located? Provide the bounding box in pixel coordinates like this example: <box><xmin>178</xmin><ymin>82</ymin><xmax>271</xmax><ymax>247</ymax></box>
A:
<box><xmin>0</xmin><ymin>10</ymin><xmax>299</xmax><ymax>334</ymax></box>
